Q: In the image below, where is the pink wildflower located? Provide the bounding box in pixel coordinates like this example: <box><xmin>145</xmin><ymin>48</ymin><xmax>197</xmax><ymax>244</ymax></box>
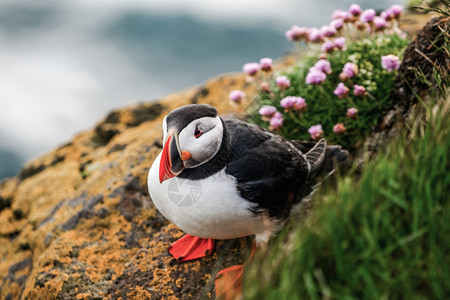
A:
<box><xmin>229</xmin><ymin>90</ymin><xmax>245</xmax><ymax>103</ymax></box>
<box><xmin>334</xmin><ymin>37</ymin><xmax>346</xmax><ymax>50</ymax></box>
<box><xmin>259</xmin><ymin>105</ymin><xmax>277</xmax><ymax>117</ymax></box>
<box><xmin>269</xmin><ymin>112</ymin><xmax>284</xmax><ymax>131</ymax></box>
<box><xmin>260</xmin><ymin>58</ymin><xmax>273</xmax><ymax>72</ymax></box>
<box><xmin>276</xmin><ymin>75</ymin><xmax>291</xmax><ymax>90</ymax></box>
<box><xmin>332</xmin><ymin>9</ymin><xmax>345</xmax><ymax>20</ymax></box>
<box><xmin>293</xmin><ymin>97</ymin><xmax>307</xmax><ymax>112</ymax></box>
<box><xmin>333</xmin><ymin>123</ymin><xmax>346</xmax><ymax>135</ymax></box>
<box><xmin>341</xmin><ymin>11</ymin><xmax>352</xmax><ymax>22</ymax></box>
<box><xmin>381</xmin><ymin>54</ymin><xmax>400</xmax><ymax>72</ymax></box>
<box><xmin>342</xmin><ymin>62</ymin><xmax>358</xmax><ymax>77</ymax></box>
<box><xmin>280</xmin><ymin>96</ymin><xmax>307</xmax><ymax>112</ymax></box>
<box><xmin>314</xmin><ymin>59</ymin><xmax>332</xmax><ymax>74</ymax></box>
<box><xmin>334</xmin><ymin>82</ymin><xmax>349</xmax><ymax>99</ymax></box>
<box><xmin>353</xmin><ymin>85</ymin><xmax>366</xmax><ymax>97</ymax></box>
<box><xmin>280</xmin><ymin>96</ymin><xmax>296</xmax><ymax>109</ymax></box>
<box><xmin>243</xmin><ymin>62</ymin><xmax>260</xmax><ymax>76</ymax></box>
<box><xmin>347</xmin><ymin>107</ymin><xmax>358</xmax><ymax>119</ymax></box>
<box><xmin>360</xmin><ymin>9</ymin><xmax>376</xmax><ymax>23</ymax></box>
<box><xmin>308</xmin><ymin>125</ymin><xmax>323</xmax><ymax>140</ymax></box>
<box><xmin>349</xmin><ymin>4</ymin><xmax>362</xmax><ymax>17</ymax></box>
<box><xmin>330</xmin><ymin>19</ymin><xmax>344</xmax><ymax>31</ymax></box>
<box><xmin>389</xmin><ymin>4</ymin><xmax>403</xmax><ymax>19</ymax></box>
<box><xmin>320</xmin><ymin>25</ymin><xmax>337</xmax><ymax>38</ymax></box>
<box><xmin>321</xmin><ymin>40</ymin><xmax>335</xmax><ymax>53</ymax></box>
<box><xmin>373</xmin><ymin>17</ymin><xmax>387</xmax><ymax>31</ymax></box>
<box><xmin>305</xmin><ymin>68</ymin><xmax>326</xmax><ymax>85</ymax></box>
<box><xmin>308</xmin><ymin>28</ymin><xmax>323</xmax><ymax>43</ymax></box>
<box><xmin>285</xmin><ymin>25</ymin><xmax>309</xmax><ymax>42</ymax></box>
<box><xmin>381</xmin><ymin>10</ymin><xmax>394</xmax><ymax>21</ymax></box>
<box><xmin>259</xmin><ymin>82</ymin><xmax>271</xmax><ymax>93</ymax></box>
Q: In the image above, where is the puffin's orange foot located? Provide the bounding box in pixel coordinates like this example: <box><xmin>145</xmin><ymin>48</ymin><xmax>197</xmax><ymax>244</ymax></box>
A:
<box><xmin>215</xmin><ymin>264</ymin><xmax>244</xmax><ymax>300</ymax></box>
<box><xmin>169</xmin><ymin>234</ymin><xmax>215</xmax><ymax>262</ymax></box>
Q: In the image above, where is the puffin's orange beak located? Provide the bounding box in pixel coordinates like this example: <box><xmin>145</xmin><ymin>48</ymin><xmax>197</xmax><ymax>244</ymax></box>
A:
<box><xmin>159</xmin><ymin>131</ymin><xmax>185</xmax><ymax>183</ymax></box>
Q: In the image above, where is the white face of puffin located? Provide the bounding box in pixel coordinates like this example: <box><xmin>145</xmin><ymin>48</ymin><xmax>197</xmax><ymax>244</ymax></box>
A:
<box><xmin>159</xmin><ymin>114</ymin><xmax>223</xmax><ymax>182</ymax></box>
<box><xmin>177</xmin><ymin>116</ymin><xmax>223</xmax><ymax>168</ymax></box>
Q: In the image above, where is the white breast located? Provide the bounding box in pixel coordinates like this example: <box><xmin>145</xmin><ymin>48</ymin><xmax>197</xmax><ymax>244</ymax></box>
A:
<box><xmin>148</xmin><ymin>153</ymin><xmax>265</xmax><ymax>239</ymax></box>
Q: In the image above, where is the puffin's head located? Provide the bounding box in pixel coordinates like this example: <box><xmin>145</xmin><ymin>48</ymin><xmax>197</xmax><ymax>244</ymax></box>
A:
<box><xmin>158</xmin><ymin>104</ymin><xmax>224</xmax><ymax>183</ymax></box>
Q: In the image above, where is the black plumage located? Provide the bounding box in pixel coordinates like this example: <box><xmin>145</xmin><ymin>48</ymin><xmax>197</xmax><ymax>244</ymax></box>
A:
<box><xmin>225</xmin><ymin>119</ymin><xmax>311</xmax><ymax>218</ymax></box>
<box><xmin>166</xmin><ymin>104</ymin><xmax>217</xmax><ymax>132</ymax></box>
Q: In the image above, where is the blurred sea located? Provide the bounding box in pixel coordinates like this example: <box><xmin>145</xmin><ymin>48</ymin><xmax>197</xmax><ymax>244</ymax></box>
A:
<box><xmin>0</xmin><ymin>0</ymin><xmax>402</xmax><ymax>179</ymax></box>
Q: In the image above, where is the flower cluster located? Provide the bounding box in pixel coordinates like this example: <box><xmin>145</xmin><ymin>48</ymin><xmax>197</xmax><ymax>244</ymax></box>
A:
<box><xmin>235</xmin><ymin>57</ymin><xmax>277</xmax><ymax>99</ymax></box>
<box><xmin>285</xmin><ymin>26</ymin><xmax>310</xmax><ymax>42</ymax></box>
<box><xmin>235</xmin><ymin>3</ymin><xmax>406</xmax><ymax>144</ymax></box>
<box><xmin>242</xmin><ymin>57</ymin><xmax>275</xmax><ymax>77</ymax></box>
<box><xmin>314</xmin><ymin>59</ymin><xmax>332</xmax><ymax>74</ymax></box>
<box><xmin>269</xmin><ymin>112</ymin><xmax>284</xmax><ymax>131</ymax></box>
<box><xmin>306</xmin><ymin>68</ymin><xmax>327</xmax><ymax>85</ymax></box>
<box><xmin>257</xmin><ymin>105</ymin><xmax>284</xmax><ymax>130</ymax></box>
<box><xmin>381</xmin><ymin>5</ymin><xmax>403</xmax><ymax>21</ymax></box>
<box><xmin>285</xmin><ymin>3</ymin><xmax>404</xmax><ymax>58</ymax></box>
<box><xmin>321</xmin><ymin>37</ymin><xmax>346</xmax><ymax>53</ymax></box>
<box><xmin>280</xmin><ymin>96</ymin><xmax>307</xmax><ymax>112</ymax></box>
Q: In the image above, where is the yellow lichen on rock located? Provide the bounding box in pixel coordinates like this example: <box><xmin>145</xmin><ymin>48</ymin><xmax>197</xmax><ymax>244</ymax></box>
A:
<box><xmin>0</xmin><ymin>71</ymin><xmax>256</xmax><ymax>299</ymax></box>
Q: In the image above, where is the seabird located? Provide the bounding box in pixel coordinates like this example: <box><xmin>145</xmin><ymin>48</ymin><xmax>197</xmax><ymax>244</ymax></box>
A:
<box><xmin>148</xmin><ymin>104</ymin><xmax>347</xmax><ymax>298</ymax></box>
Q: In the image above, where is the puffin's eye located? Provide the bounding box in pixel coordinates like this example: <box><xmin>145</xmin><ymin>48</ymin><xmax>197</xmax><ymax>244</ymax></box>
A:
<box><xmin>194</xmin><ymin>127</ymin><xmax>203</xmax><ymax>138</ymax></box>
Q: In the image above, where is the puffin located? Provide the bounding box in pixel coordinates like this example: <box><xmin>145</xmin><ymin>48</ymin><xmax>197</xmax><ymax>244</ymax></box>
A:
<box><xmin>148</xmin><ymin>104</ymin><xmax>346</xmax><ymax>297</ymax></box>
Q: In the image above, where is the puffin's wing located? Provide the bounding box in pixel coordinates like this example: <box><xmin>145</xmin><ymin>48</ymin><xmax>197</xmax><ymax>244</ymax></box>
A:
<box><xmin>224</xmin><ymin>119</ymin><xmax>310</xmax><ymax>218</ymax></box>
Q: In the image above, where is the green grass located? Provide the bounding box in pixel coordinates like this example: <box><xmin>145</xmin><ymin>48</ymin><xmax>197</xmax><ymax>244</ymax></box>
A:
<box><xmin>240</xmin><ymin>5</ymin><xmax>449</xmax><ymax>298</ymax></box>
<box><xmin>243</xmin><ymin>94</ymin><xmax>450</xmax><ymax>299</ymax></box>
<box><xmin>408</xmin><ymin>0</ymin><xmax>450</xmax><ymax>14</ymax></box>
<box><xmin>249</xmin><ymin>33</ymin><xmax>409</xmax><ymax>152</ymax></box>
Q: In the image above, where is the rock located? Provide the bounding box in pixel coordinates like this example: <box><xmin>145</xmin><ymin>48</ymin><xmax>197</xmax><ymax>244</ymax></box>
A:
<box><xmin>0</xmin><ymin>178</ymin><xmax>17</xmax><ymax>210</ymax></box>
<box><xmin>93</xmin><ymin>102</ymin><xmax>167</xmax><ymax>146</ymax></box>
<box><xmin>351</xmin><ymin>15</ymin><xmax>450</xmax><ymax>171</ymax></box>
<box><xmin>394</xmin><ymin>16</ymin><xmax>450</xmax><ymax>108</ymax></box>
<box><xmin>0</xmin><ymin>258</ymin><xmax>33</xmax><ymax>299</ymax></box>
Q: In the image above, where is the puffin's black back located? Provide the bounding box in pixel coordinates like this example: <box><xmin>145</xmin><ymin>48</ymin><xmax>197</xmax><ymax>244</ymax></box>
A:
<box><xmin>224</xmin><ymin>119</ymin><xmax>310</xmax><ymax>218</ymax></box>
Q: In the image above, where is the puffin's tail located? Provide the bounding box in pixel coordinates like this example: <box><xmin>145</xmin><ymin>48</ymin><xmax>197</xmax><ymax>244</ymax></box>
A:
<box><xmin>290</xmin><ymin>139</ymin><xmax>349</xmax><ymax>219</ymax></box>
<box><xmin>291</xmin><ymin>139</ymin><xmax>349</xmax><ymax>177</ymax></box>
<box><xmin>305</xmin><ymin>138</ymin><xmax>327</xmax><ymax>177</ymax></box>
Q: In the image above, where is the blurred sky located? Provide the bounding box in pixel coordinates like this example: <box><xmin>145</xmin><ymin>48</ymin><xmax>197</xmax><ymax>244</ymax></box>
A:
<box><xmin>0</xmin><ymin>0</ymin><xmax>403</xmax><ymax>179</ymax></box>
